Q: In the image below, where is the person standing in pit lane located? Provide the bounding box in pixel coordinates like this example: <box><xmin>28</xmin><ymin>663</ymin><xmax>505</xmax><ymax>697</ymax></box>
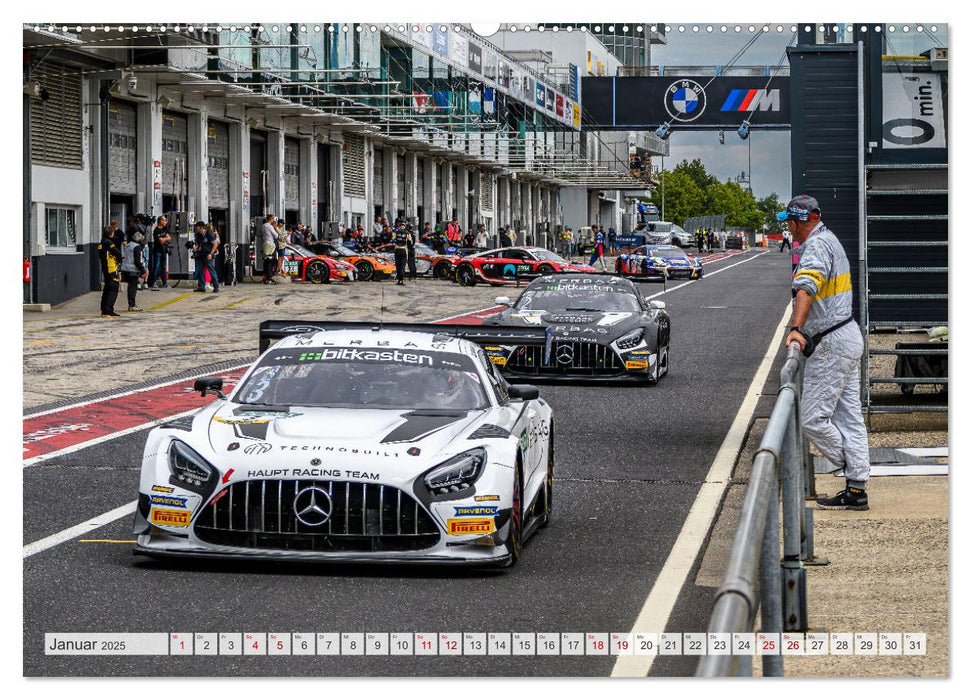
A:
<box><xmin>393</xmin><ymin>225</ymin><xmax>411</xmax><ymax>285</ymax></box>
<box><xmin>588</xmin><ymin>225</ymin><xmax>607</xmax><ymax>272</ymax></box>
<box><xmin>192</xmin><ymin>220</ymin><xmax>220</xmax><ymax>294</ymax></box>
<box><xmin>406</xmin><ymin>223</ymin><xmax>418</xmax><ymax>281</ymax></box>
<box><xmin>261</xmin><ymin>214</ymin><xmax>279</xmax><ymax>285</ymax></box>
<box><xmin>149</xmin><ymin>215</ymin><xmax>171</xmax><ymax>290</ymax></box>
<box><xmin>120</xmin><ymin>228</ymin><xmax>147</xmax><ymax>311</ymax></box>
<box><xmin>98</xmin><ymin>225</ymin><xmax>122</xmax><ymax>317</ymax></box>
<box><xmin>781</xmin><ymin>195</ymin><xmax>870</xmax><ymax>510</ymax></box>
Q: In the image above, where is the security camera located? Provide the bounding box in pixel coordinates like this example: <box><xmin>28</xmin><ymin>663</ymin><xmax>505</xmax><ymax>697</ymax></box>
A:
<box><xmin>737</xmin><ymin>120</ymin><xmax>750</xmax><ymax>140</ymax></box>
<box><xmin>127</xmin><ymin>75</ymin><xmax>138</xmax><ymax>92</ymax></box>
<box><xmin>655</xmin><ymin>122</ymin><xmax>671</xmax><ymax>140</ymax></box>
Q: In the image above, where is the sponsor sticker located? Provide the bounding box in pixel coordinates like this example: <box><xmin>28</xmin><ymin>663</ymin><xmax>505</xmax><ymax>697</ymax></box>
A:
<box><xmin>454</xmin><ymin>506</ymin><xmax>500</xmax><ymax>517</ymax></box>
<box><xmin>149</xmin><ymin>494</ymin><xmax>190</xmax><ymax>509</ymax></box>
<box><xmin>150</xmin><ymin>508</ymin><xmax>191</xmax><ymax>527</ymax></box>
<box><xmin>488</xmin><ymin>355</ymin><xmax>507</xmax><ymax>366</ymax></box>
<box><xmin>474</xmin><ymin>494</ymin><xmax>501</xmax><ymax>502</ymax></box>
<box><xmin>447</xmin><ymin>518</ymin><xmax>495</xmax><ymax>535</ymax></box>
<box><xmin>151</xmin><ymin>485</ymin><xmax>175</xmax><ymax>494</ymax></box>
<box><xmin>213</xmin><ymin>411</ymin><xmax>303</xmax><ymax>425</ymax></box>
<box><xmin>626</xmin><ymin>360</ymin><xmax>649</xmax><ymax>370</ymax></box>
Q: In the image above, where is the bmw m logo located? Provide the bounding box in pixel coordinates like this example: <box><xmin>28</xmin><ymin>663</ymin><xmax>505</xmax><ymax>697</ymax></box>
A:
<box><xmin>665</xmin><ymin>79</ymin><xmax>707</xmax><ymax>123</ymax></box>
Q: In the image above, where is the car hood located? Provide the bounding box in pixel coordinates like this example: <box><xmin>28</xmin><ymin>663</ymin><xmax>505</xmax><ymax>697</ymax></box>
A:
<box><xmin>488</xmin><ymin>309</ymin><xmax>646</xmax><ymax>342</ymax></box>
<box><xmin>199</xmin><ymin>403</ymin><xmax>494</xmax><ymax>475</ymax></box>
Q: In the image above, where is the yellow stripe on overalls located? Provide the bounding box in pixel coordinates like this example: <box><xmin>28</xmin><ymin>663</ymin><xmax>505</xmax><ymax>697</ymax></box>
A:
<box><xmin>794</xmin><ymin>269</ymin><xmax>825</xmax><ymax>287</ymax></box>
<box><xmin>813</xmin><ymin>272</ymin><xmax>852</xmax><ymax>300</ymax></box>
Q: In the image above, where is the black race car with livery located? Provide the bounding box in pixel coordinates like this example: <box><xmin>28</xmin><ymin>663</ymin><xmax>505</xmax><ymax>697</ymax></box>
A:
<box><xmin>480</xmin><ymin>274</ymin><xmax>671</xmax><ymax>383</ymax></box>
<box><xmin>454</xmin><ymin>247</ymin><xmax>597</xmax><ymax>287</ymax></box>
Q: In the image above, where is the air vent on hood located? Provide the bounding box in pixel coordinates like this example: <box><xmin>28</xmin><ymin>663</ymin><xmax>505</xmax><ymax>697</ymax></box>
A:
<box><xmin>469</xmin><ymin>424</ymin><xmax>511</xmax><ymax>439</ymax></box>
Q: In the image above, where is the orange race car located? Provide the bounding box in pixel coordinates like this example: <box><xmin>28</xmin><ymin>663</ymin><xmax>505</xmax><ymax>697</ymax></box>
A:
<box><xmin>309</xmin><ymin>241</ymin><xmax>396</xmax><ymax>281</ymax></box>
<box><xmin>373</xmin><ymin>242</ymin><xmax>461</xmax><ymax>279</ymax></box>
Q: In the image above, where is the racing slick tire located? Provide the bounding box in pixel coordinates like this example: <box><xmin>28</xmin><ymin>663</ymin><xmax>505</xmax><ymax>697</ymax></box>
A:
<box><xmin>433</xmin><ymin>260</ymin><xmax>453</xmax><ymax>279</ymax></box>
<box><xmin>536</xmin><ymin>264</ymin><xmax>555</xmax><ymax>276</ymax></box>
<box><xmin>305</xmin><ymin>260</ymin><xmax>331</xmax><ymax>284</ymax></box>
<box><xmin>456</xmin><ymin>263</ymin><xmax>477</xmax><ymax>287</ymax></box>
<box><xmin>501</xmin><ymin>460</ymin><xmax>525</xmax><ymax>568</ymax></box>
<box><xmin>354</xmin><ymin>260</ymin><xmax>374</xmax><ymax>281</ymax></box>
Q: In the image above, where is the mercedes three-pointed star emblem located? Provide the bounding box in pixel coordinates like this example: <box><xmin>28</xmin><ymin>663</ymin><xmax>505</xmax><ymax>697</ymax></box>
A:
<box><xmin>293</xmin><ymin>486</ymin><xmax>334</xmax><ymax>527</ymax></box>
<box><xmin>556</xmin><ymin>344</ymin><xmax>575</xmax><ymax>365</ymax></box>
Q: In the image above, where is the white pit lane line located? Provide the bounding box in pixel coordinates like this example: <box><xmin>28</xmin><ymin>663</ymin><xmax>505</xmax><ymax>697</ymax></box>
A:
<box><xmin>641</xmin><ymin>250</ymin><xmax>767</xmax><ymax>301</ymax></box>
<box><xmin>23</xmin><ymin>501</ymin><xmax>137</xmax><ymax>559</ymax></box>
<box><xmin>612</xmin><ymin>298</ymin><xmax>790</xmax><ymax>677</ymax></box>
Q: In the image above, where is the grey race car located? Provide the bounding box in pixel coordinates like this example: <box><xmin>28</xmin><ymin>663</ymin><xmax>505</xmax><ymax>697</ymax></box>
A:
<box><xmin>481</xmin><ymin>274</ymin><xmax>671</xmax><ymax>383</ymax></box>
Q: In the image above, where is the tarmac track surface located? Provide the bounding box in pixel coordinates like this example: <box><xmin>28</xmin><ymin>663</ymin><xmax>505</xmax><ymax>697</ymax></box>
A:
<box><xmin>23</xmin><ymin>249</ymin><xmax>794</xmax><ymax>677</ymax></box>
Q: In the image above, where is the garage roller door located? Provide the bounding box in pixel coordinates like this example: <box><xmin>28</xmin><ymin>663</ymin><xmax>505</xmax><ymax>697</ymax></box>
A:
<box><xmin>207</xmin><ymin>120</ymin><xmax>230</xmax><ymax>209</ymax></box>
<box><xmin>161</xmin><ymin>110</ymin><xmax>188</xmax><ymax>197</ymax></box>
<box><xmin>108</xmin><ymin>100</ymin><xmax>137</xmax><ymax>195</ymax></box>
<box><xmin>373</xmin><ymin>149</ymin><xmax>384</xmax><ymax>207</ymax></box>
<box><xmin>284</xmin><ymin>137</ymin><xmax>300</xmax><ymax>209</ymax></box>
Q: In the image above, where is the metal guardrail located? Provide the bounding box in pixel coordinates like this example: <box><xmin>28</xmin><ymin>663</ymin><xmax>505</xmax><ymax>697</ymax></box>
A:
<box><xmin>696</xmin><ymin>343</ymin><xmax>821</xmax><ymax>677</ymax></box>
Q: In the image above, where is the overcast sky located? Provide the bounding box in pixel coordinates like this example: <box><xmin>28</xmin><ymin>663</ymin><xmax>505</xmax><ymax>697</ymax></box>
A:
<box><xmin>652</xmin><ymin>29</ymin><xmax>794</xmax><ymax>199</ymax></box>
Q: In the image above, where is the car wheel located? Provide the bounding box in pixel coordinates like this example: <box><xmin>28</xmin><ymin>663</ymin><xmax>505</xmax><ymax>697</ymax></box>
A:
<box><xmin>433</xmin><ymin>261</ymin><xmax>452</xmax><ymax>279</ymax></box>
<box><xmin>305</xmin><ymin>260</ymin><xmax>330</xmax><ymax>284</ymax></box>
<box><xmin>355</xmin><ymin>260</ymin><xmax>374</xmax><ymax>281</ymax></box>
<box><xmin>537</xmin><ymin>263</ymin><xmax>555</xmax><ymax>276</ymax></box>
<box><xmin>539</xmin><ymin>423</ymin><xmax>553</xmax><ymax>528</ymax></box>
<box><xmin>502</xmin><ymin>462</ymin><xmax>524</xmax><ymax>567</ymax></box>
<box><xmin>456</xmin><ymin>264</ymin><xmax>477</xmax><ymax>286</ymax></box>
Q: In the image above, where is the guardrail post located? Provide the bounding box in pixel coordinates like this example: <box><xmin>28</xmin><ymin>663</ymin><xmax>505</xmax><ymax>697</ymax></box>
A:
<box><xmin>780</xmin><ymin>390</ymin><xmax>809</xmax><ymax>632</ymax></box>
<box><xmin>759</xmin><ymin>465</ymin><xmax>783</xmax><ymax>677</ymax></box>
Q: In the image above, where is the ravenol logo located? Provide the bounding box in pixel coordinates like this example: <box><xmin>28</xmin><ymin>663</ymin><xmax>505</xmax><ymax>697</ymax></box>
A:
<box><xmin>720</xmin><ymin>89</ymin><xmax>781</xmax><ymax>112</ymax></box>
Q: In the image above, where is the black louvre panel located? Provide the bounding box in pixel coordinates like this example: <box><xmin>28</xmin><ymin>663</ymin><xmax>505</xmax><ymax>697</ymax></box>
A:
<box><xmin>505</xmin><ymin>340</ymin><xmax>626</xmax><ymax>376</ymax></box>
<box><xmin>195</xmin><ymin>480</ymin><xmax>440</xmax><ymax>552</ymax></box>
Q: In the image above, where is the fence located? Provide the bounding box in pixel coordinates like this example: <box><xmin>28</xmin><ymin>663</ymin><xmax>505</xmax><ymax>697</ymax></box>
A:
<box><xmin>696</xmin><ymin>342</ymin><xmax>821</xmax><ymax>677</ymax></box>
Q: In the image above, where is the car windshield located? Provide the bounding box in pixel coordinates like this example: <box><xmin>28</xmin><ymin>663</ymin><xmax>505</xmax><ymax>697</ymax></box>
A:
<box><xmin>514</xmin><ymin>280</ymin><xmax>641</xmax><ymax>312</ymax></box>
<box><xmin>530</xmin><ymin>249</ymin><xmax>566</xmax><ymax>262</ymax></box>
<box><xmin>234</xmin><ymin>347</ymin><xmax>489</xmax><ymax>410</ymax></box>
<box><xmin>288</xmin><ymin>244</ymin><xmax>315</xmax><ymax>257</ymax></box>
<box><xmin>328</xmin><ymin>244</ymin><xmax>356</xmax><ymax>256</ymax></box>
<box><xmin>415</xmin><ymin>243</ymin><xmax>436</xmax><ymax>255</ymax></box>
<box><xmin>647</xmin><ymin>246</ymin><xmax>684</xmax><ymax>257</ymax></box>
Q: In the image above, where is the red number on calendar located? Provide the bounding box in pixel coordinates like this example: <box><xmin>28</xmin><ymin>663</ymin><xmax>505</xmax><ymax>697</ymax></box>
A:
<box><xmin>618</xmin><ymin>640</ymin><xmax>628</xmax><ymax>650</ymax></box>
<box><xmin>762</xmin><ymin>640</ymin><xmax>776</xmax><ymax>651</ymax></box>
<box><xmin>787</xmin><ymin>640</ymin><xmax>798</xmax><ymax>650</ymax></box>
<box><xmin>447</xmin><ymin>641</ymin><xmax>457</xmax><ymax>651</ymax></box>
<box><xmin>593</xmin><ymin>640</ymin><xmax>604</xmax><ymax>650</ymax></box>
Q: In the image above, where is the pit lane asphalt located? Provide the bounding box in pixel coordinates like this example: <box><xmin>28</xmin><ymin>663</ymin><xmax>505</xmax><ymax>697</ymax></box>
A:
<box><xmin>24</xmin><ymin>249</ymin><xmax>793</xmax><ymax>677</ymax></box>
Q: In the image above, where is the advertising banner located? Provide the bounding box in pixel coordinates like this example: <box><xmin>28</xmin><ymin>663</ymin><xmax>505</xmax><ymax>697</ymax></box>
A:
<box><xmin>882</xmin><ymin>72</ymin><xmax>946</xmax><ymax>149</ymax></box>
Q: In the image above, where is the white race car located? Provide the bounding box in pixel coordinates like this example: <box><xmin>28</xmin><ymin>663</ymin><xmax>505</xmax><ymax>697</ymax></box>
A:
<box><xmin>133</xmin><ymin>324</ymin><xmax>554</xmax><ymax>567</ymax></box>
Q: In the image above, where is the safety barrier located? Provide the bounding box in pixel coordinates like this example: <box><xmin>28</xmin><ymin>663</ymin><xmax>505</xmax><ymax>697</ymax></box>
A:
<box><xmin>696</xmin><ymin>342</ymin><xmax>821</xmax><ymax>677</ymax></box>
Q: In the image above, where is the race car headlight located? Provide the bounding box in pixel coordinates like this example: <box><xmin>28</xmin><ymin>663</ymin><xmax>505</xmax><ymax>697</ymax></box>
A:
<box><xmin>168</xmin><ymin>440</ymin><xmax>218</xmax><ymax>496</ymax></box>
<box><xmin>616</xmin><ymin>328</ymin><xmax>645</xmax><ymax>350</ymax></box>
<box><xmin>423</xmin><ymin>448</ymin><xmax>487</xmax><ymax>495</ymax></box>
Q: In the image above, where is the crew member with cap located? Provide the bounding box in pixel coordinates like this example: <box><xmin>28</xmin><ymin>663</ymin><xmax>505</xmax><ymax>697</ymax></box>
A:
<box><xmin>780</xmin><ymin>195</ymin><xmax>870</xmax><ymax>510</ymax></box>
<box><xmin>192</xmin><ymin>220</ymin><xmax>220</xmax><ymax>294</ymax></box>
<box><xmin>393</xmin><ymin>224</ymin><xmax>411</xmax><ymax>285</ymax></box>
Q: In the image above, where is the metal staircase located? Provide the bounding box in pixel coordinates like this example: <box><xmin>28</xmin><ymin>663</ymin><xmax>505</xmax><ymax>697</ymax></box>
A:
<box><xmin>861</xmin><ymin>162</ymin><xmax>948</xmax><ymax>413</ymax></box>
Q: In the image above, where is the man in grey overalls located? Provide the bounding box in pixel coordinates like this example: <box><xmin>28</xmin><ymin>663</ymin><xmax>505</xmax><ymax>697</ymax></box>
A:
<box><xmin>781</xmin><ymin>195</ymin><xmax>871</xmax><ymax>510</ymax></box>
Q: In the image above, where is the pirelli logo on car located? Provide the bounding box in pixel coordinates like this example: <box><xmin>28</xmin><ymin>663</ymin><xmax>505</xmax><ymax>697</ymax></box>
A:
<box><xmin>150</xmin><ymin>508</ymin><xmax>191</xmax><ymax>527</ymax></box>
<box><xmin>626</xmin><ymin>360</ymin><xmax>649</xmax><ymax>369</ymax></box>
<box><xmin>446</xmin><ymin>518</ymin><xmax>495</xmax><ymax>536</ymax></box>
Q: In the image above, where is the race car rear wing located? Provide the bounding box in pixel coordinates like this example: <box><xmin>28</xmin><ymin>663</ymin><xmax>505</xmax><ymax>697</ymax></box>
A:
<box><xmin>259</xmin><ymin>320</ymin><xmax>549</xmax><ymax>354</ymax></box>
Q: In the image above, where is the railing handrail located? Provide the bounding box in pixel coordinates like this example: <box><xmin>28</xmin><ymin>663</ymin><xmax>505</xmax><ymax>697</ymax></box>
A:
<box><xmin>696</xmin><ymin>342</ymin><xmax>808</xmax><ymax>677</ymax></box>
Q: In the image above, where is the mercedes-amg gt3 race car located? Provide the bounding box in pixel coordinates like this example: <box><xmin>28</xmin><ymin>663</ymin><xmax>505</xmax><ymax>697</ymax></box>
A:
<box><xmin>134</xmin><ymin>324</ymin><xmax>553</xmax><ymax>567</ymax></box>
<box><xmin>616</xmin><ymin>244</ymin><xmax>704</xmax><ymax>280</ymax></box>
<box><xmin>481</xmin><ymin>274</ymin><xmax>671</xmax><ymax>383</ymax></box>
<box><xmin>454</xmin><ymin>247</ymin><xmax>596</xmax><ymax>286</ymax></box>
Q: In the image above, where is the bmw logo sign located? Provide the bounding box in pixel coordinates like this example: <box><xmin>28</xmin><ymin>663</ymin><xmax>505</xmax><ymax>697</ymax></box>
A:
<box><xmin>665</xmin><ymin>79</ymin><xmax>707</xmax><ymax>123</ymax></box>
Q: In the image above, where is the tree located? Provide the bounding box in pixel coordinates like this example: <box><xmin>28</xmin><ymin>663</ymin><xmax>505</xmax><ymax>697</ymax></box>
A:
<box><xmin>757</xmin><ymin>192</ymin><xmax>785</xmax><ymax>232</ymax></box>
<box><xmin>657</xmin><ymin>169</ymin><xmax>705</xmax><ymax>227</ymax></box>
<box><xmin>711</xmin><ymin>181</ymin><xmax>762</xmax><ymax>231</ymax></box>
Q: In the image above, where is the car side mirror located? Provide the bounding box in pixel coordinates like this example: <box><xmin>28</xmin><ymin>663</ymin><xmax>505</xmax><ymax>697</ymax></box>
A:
<box><xmin>508</xmin><ymin>384</ymin><xmax>540</xmax><ymax>401</ymax></box>
<box><xmin>649</xmin><ymin>300</ymin><xmax>666</xmax><ymax>310</ymax></box>
<box><xmin>194</xmin><ymin>376</ymin><xmax>227</xmax><ymax>399</ymax></box>
<box><xmin>495</xmin><ymin>296</ymin><xmax>511</xmax><ymax>306</ymax></box>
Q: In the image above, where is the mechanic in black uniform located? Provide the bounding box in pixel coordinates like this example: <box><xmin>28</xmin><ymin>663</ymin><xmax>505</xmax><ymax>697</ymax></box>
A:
<box><xmin>405</xmin><ymin>223</ymin><xmax>418</xmax><ymax>281</ymax></box>
<box><xmin>393</xmin><ymin>225</ymin><xmax>411</xmax><ymax>285</ymax></box>
<box><xmin>98</xmin><ymin>225</ymin><xmax>122</xmax><ymax>317</ymax></box>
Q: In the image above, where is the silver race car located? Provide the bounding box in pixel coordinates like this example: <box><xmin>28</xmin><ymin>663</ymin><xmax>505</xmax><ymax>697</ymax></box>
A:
<box><xmin>134</xmin><ymin>325</ymin><xmax>553</xmax><ymax>567</ymax></box>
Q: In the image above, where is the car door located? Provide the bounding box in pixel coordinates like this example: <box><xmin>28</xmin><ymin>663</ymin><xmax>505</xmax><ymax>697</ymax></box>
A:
<box><xmin>481</xmin><ymin>352</ymin><xmax>542</xmax><ymax>482</ymax></box>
